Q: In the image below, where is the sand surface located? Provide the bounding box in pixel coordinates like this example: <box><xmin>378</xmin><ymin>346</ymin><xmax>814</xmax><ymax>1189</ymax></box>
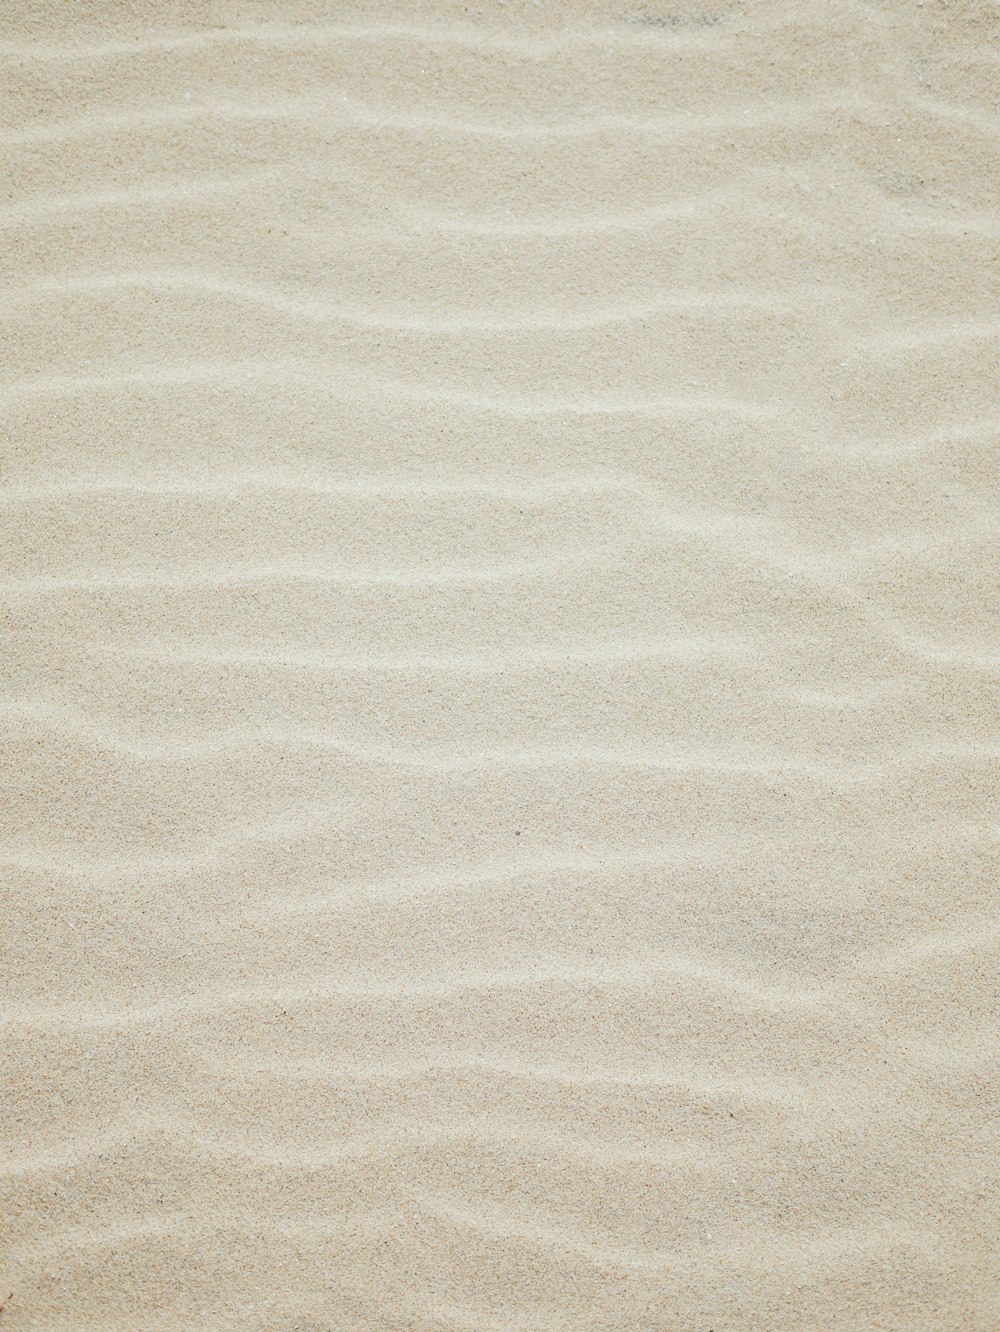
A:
<box><xmin>2</xmin><ymin>1</ymin><xmax>999</xmax><ymax>1327</ymax></box>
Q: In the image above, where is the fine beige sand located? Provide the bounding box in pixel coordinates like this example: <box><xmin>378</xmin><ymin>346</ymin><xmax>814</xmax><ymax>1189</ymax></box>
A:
<box><xmin>2</xmin><ymin>1</ymin><xmax>999</xmax><ymax>1328</ymax></box>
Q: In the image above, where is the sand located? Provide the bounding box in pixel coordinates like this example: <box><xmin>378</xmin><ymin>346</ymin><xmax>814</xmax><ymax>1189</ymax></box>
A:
<box><xmin>2</xmin><ymin>0</ymin><xmax>998</xmax><ymax>1327</ymax></box>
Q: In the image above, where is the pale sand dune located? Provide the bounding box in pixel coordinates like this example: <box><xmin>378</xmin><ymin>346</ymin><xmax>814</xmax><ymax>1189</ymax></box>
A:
<box><xmin>2</xmin><ymin>0</ymin><xmax>999</xmax><ymax>1327</ymax></box>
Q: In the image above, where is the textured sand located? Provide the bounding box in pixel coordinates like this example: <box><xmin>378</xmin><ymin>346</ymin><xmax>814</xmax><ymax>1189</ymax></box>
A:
<box><xmin>2</xmin><ymin>1</ymin><xmax>999</xmax><ymax>1328</ymax></box>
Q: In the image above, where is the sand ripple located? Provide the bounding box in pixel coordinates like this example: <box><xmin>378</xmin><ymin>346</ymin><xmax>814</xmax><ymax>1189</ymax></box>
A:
<box><xmin>2</xmin><ymin>1</ymin><xmax>998</xmax><ymax>1328</ymax></box>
